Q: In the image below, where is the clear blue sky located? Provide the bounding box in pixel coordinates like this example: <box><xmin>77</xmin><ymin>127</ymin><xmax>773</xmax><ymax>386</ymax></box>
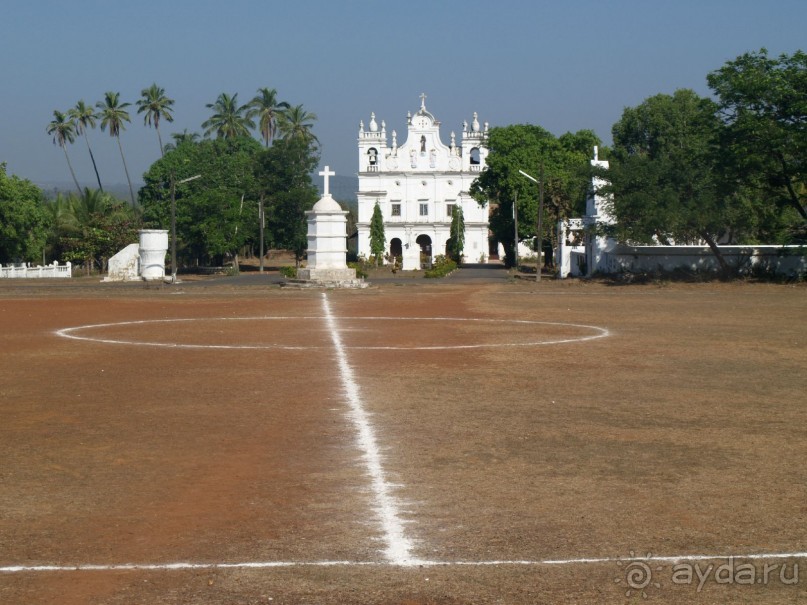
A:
<box><xmin>2</xmin><ymin>0</ymin><xmax>804</xmax><ymax>189</ymax></box>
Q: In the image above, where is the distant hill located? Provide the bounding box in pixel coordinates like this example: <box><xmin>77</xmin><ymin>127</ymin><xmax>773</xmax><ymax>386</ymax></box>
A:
<box><xmin>37</xmin><ymin>181</ymin><xmax>142</xmax><ymax>202</ymax></box>
<box><xmin>37</xmin><ymin>174</ymin><xmax>359</xmax><ymax>204</ymax></box>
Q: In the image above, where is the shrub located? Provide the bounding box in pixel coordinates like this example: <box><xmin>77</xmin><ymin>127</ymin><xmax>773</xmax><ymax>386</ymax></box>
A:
<box><xmin>348</xmin><ymin>261</ymin><xmax>368</xmax><ymax>279</ymax></box>
<box><xmin>279</xmin><ymin>266</ymin><xmax>297</xmax><ymax>278</ymax></box>
<box><xmin>424</xmin><ymin>255</ymin><xmax>457</xmax><ymax>278</ymax></box>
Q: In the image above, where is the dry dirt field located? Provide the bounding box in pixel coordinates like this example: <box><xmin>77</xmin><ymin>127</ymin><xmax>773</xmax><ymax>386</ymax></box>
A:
<box><xmin>0</xmin><ymin>276</ymin><xmax>805</xmax><ymax>604</ymax></box>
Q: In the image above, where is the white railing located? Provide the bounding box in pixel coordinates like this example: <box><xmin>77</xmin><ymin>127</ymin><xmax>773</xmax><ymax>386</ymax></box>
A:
<box><xmin>0</xmin><ymin>261</ymin><xmax>72</xmax><ymax>279</ymax></box>
<box><xmin>469</xmin><ymin>165</ymin><xmax>482</xmax><ymax>172</ymax></box>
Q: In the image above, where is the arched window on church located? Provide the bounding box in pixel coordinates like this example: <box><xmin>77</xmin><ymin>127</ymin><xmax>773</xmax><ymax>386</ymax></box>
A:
<box><xmin>368</xmin><ymin>148</ymin><xmax>378</xmax><ymax>165</ymax></box>
<box><xmin>420</xmin><ymin>136</ymin><xmax>426</xmax><ymax>154</ymax></box>
<box><xmin>470</xmin><ymin>147</ymin><xmax>481</xmax><ymax>165</ymax></box>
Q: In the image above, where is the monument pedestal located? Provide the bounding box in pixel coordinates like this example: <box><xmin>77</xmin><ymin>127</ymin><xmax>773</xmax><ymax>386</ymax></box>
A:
<box><xmin>402</xmin><ymin>245</ymin><xmax>421</xmax><ymax>271</ymax></box>
<box><xmin>294</xmin><ymin>267</ymin><xmax>366</xmax><ymax>288</ymax></box>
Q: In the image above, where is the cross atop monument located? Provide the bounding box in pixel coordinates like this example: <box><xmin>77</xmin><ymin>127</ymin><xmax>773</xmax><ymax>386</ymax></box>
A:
<box><xmin>420</xmin><ymin>92</ymin><xmax>427</xmax><ymax>110</ymax></box>
<box><xmin>319</xmin><ymin>165</ymin><xmax>335</xmax><ymax>196</ymax></box>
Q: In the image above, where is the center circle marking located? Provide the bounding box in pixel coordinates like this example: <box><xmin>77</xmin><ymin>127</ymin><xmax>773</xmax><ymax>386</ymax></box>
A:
<box><xmin>55</xmin><ymin>316</ymin><xmax>610</xmax><ymax>350</ymax></box>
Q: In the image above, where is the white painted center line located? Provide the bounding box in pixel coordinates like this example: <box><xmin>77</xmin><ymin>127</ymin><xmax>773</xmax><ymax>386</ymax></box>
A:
<box><xmin>320</xmin><ymin>293</ymin><xmax>420</xmax><ymax>566</ymax></box>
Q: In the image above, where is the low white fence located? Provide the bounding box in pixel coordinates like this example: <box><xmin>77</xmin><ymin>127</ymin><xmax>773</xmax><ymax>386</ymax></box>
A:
<box><xmin>0</xmin><ymin>261</ymin><xmax>72</xmax><ymax>279</ymax></box>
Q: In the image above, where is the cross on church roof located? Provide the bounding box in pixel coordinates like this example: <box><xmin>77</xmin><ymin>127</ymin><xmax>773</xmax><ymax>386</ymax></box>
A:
<box><xmin>319</xmin><ymin>165</ymin><xmax>335</xmax><ymax>196</ymax></box>
<box><xmin>420</xmin><ymin>92</ymin><xmax>427</xmax><ymax>110</ymax></box>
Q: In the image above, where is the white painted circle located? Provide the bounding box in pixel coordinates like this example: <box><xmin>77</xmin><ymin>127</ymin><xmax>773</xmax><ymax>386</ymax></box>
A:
<box><xmin>55</xmin><ymin>316</ymin><xmax>610</xmax><ymax>351</ymax></box>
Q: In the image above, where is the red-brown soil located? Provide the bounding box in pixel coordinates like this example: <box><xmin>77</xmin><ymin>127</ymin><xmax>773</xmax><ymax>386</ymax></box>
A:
<box><xmin>0</xmin><ymin>277</ymin><xmax>805</xmax><ymax>604</ymax></box>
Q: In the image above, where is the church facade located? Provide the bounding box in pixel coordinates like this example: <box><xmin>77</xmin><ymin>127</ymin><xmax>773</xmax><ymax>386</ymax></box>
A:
<box><xmin>356</xmin><ymin>95</ymin><xmax>490</xmax><ymax>269</ymax></box>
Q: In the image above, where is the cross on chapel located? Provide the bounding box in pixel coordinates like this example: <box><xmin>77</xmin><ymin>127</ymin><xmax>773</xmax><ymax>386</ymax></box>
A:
<box><xmin>420</xmin><ymin>92</ymin><xmax>427</xmax><ymax>110</ymax></box>
<box><xmin>319</xmin><ymin>165</ymin><xmax>335</xmax><ymax>196</ymax></box>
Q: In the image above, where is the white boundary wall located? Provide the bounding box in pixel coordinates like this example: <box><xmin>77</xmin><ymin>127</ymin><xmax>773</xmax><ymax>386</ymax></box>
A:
<box><xmin>557</xmin><ymin>231</ymin><xmax>806</xmax><ymax>279</ymax></box>
<box><xmin>0</xmin><ymin>261</ymin><xmax>72</xmax><ymax>279</ymax></box>
<box><xmin>604</xmin><ymin>244</ymin><xmax>805</xmax><ymax>277</ymax></box>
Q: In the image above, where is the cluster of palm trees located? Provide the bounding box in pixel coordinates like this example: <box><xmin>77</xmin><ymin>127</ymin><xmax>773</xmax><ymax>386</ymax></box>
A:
<box><xmin>201</xmin><ymin>89</ymin><xmax>317</xmax><ymax>147</ymax></box>
<box><xmin>47</xmin><ymin>85</ymin><xmax>316</xmax><ymax>203</ymax></box>
<box><xmin>44</xmin><ymin>188</ymin><xmax>143</xmax><ymax>274</ymax></box>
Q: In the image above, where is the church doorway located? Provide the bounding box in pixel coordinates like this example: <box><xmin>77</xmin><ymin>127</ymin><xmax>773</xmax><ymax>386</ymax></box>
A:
<box><xmin>416</xmin><ymin>234</ymin><xmax>432</xmax><ymax>268</ymax></box>
<box><xmin>488</xmin><ymin>236</ymin><xmax>500</xmax><ymax>260</ymax></box>
<box><xmin>390</xmin><ymin>238</ymin><xmax>402</xmax><ymax>261</ymax></box>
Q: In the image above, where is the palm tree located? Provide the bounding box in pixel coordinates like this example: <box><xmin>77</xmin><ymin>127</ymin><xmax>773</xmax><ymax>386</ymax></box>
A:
<box><xmin>277</xmin><ymin>104</ymin><xmax>318</xmax><ymax>143</ymax></box>
<box><xmin>97</xmin><ymin>91</ymin><xmax>135</xmax><ymax>205</ymax></box>
<box><xmin>43</xmin><ymin>193</ymin><xmax>77</xmax><ymax>261</ymax></box>
<box><xmin>136</xmin><ymin>83</ymin><xmax>175</xmax><ymax>157</ymax></box>
<box><xmin>247</xmin><ymin>87</ymin><xmax>289</xmax><ymax>147</ymax></box>
<box><xmin>46</xmin><ymin>110</ymin><xmax>82</xmax><ymax>195</ymax></box>
<box><xmin>202</xmin><ymin>93</ymin><xmax>255</xmax><ymax>139</ymax></box>
<box><xmin>164</xmin><ymin>129</ymin><xmax>201</xmax><ymax>152</ymax></box>
<box><xmin>68</xmin><ymin>100</ymin><xmax>103</xmax><ymax>191</ymax></box>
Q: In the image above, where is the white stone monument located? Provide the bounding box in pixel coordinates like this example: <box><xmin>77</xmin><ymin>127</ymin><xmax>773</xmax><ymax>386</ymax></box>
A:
<box><xmin>103</xmin><ymin>243</ymin><xmax>140</xmax><ymax>281</ymax></box>
<box><xmin>294</xmin><ymin>166</ymin><xmax>366</xmax><ymax>288</ymax></box>
<box><xmin>402</xmin><ymin>231</ymin><xmax>421</xmax><ymax>271</ymax></box>
<box><xmin>139</xmin><ymin>229</ymin><xmax>169</xmax><ymax>281</ymax></box>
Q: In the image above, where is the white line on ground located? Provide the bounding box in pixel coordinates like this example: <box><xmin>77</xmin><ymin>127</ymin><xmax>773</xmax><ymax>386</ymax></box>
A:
<box><xmin>320</xmin><ymin>293</ymin><xmax>420</xmax><ymax>566</ymax></box>
<box><xmin>3</xmin><ymin>551</ymin><xmax>806</xmax><ymax>573</ymax></box>
<box><xmin>55</xmin><ymin>317</ymin><xmax>610</xmax><ymax>350</ymax></box>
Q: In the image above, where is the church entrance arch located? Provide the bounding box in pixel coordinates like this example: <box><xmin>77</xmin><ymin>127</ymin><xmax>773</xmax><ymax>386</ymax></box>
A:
<box><xmin>416</xmin><ymin>234</ymin><xmax>432</xmax><ymax>268</ymax></box>
<box><xmin>390</xmin><ymin>238</ymin><xmax>402</xmax><ymax>261</ymax></box>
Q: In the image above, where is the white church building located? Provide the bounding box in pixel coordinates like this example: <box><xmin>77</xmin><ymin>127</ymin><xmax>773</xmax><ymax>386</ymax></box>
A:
<box><xmin>356</xmin><ymin>95</ymin><xmax>490</xmax><ymax>269</ymax></box>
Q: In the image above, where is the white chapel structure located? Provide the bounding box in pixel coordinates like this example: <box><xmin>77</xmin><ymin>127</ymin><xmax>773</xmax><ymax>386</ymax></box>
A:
<box><xmin>356</xmin><ymin>94</ymin><xmax>490</xmax><ymax>269</ymax></box>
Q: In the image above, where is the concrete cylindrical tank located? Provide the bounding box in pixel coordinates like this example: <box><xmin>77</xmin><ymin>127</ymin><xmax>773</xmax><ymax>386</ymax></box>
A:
<box><xmin>139</xmin><ymin>229</ymin><xmax>168</xmax><ymax>280</ymax></box>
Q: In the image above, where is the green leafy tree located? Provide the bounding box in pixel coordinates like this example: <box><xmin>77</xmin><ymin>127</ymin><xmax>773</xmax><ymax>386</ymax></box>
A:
<box><xmin>471</xmin><ymin>124</ymin><xmax>599</xmax><ymax>267</ymax></box>
<box><xmin>447</xmin><ymin>204</ymin><xmax>465</xmax><ymax>263</ymax></box>
<box><xmin>277</xmin><ymin>104</ymin><xmax>318</xmax><ymax>143</ymax></box>
<box><xmin>248</xmin><ymin>88</ymin><xmax>290</xmax><ymax>147</ymax></box>
<box><xmin>140</xmin><ymin>136</ymin><xmax>262</xmax><ymax>267</ymax></box>
<box><xmin>607</xmin><ymin>89</ymin><xmax>739</xmax><ymax>271</ymax></box>
<box><xmin>369</xmin><ymin>201</ymin><xmax>385</xmax><ymax>265</ymax></box>
<box><xmin>707</xmin><ymin>48</ymin><xmax>807</xmax><ymax>241</ymax></box>
<box><xmin>136</xmin><ymin>83</ymin><xmax>175</xmax><ymax>157</ymax></box>
<box><xmin>46</xmin><ymin>110</ymin><xmax>82</xmax><ymax>195</ymax></box>
<box><xmin>97</xmin><ymin>91</ymin><xmax>135</xmax><ymax>205</ymax></box>
<box><xmin>202</xmin><ymin>93</ymin><xmax>255</xmax><ymax>140</ymax></box>
<box><xmin>253</xmin><ymin>137</ymin><xmax>320</xmax><ymax>265</ymax></box>
<box><xmin>0</xmin><ymin>164</ymin><xmax>51</xmax><ymax>263</ymax></box>
<box><xmin>68</xmin><ymin>100</ymin><xmax>103</xmax><ymax>191</ymax></box>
